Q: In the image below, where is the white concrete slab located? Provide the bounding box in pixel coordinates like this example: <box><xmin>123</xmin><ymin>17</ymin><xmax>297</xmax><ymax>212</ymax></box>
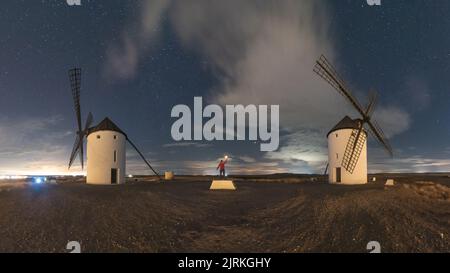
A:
<box><xmin>210</xmin><ymin>180</ymin><xmax>236</xmax><ymax>190</ymax></box>
<box><xmin>385</xmin><ymin>179</ymin><xmax>395</xmax><ymax>186</ymax></box>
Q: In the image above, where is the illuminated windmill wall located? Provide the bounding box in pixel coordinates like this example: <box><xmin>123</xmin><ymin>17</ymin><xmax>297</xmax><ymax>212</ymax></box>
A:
<box><xmin>86</xmin><ymin>118</ymin><xmax>127</xmax><ymax>185</ymax></box>
<box><xmin>327</xmin><ymin>117</ymin><xmax>368</xmax><ymax>184</ymax></box>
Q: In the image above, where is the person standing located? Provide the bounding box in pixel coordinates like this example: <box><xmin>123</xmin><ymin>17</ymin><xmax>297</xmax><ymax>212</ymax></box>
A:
<box><xmin>217</xmin><ymin>156</ymin><xmax>228</xmax><ymax>177</ymax></box>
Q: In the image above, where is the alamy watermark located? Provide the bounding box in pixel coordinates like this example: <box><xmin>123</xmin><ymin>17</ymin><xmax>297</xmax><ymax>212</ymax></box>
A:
<box><xmin>65</xmin><ymin>0</ymin><xmax>379</xmax><ymax>7</ymax></box>
<box><xmin>367</xmin><ymin>241</ymin><xmax>381</xmax><ymax>253</ymax></box>
<box><xmin>66</xmin><ymin>0</ymin><xmax>81</xmax><ymax>6</ymax></box>
<box><xmin>66</xmin><ymin>241</ymin><xmax>81</xmax><ymax>253</ymax></box>
<box><xmin>171</xmin><ymin>97</ymin><xmax>279</xmax><ymax>152</ymax></box>
<box><xmin>367</xmin><ymin>0</ymin><xmax>381</xmax><ymax>6</ymax></box>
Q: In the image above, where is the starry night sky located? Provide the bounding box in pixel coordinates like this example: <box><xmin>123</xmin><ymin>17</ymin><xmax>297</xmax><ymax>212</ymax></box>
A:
<box><xmin>1</xmin><ymin>0</ymin><xmax>450</xmax><ymax>175</ymax></box>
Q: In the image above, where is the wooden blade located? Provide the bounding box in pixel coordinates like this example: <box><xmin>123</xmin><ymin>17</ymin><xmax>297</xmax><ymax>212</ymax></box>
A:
<box><xmin>68</xmin><ymin>135</ymin><xmax>82</xmax><ymax>170</ymax></box>
<box><xmin>69</xmin><ymin>68</ymin><xmax>82</xmax><ymax>135</ymax></box>
<box><xmin>84</xmin><ymin>112</ymin><xmax>93</xmax><ymax>132</ymax></box>
<box><xmin>365</xmin><ymin>90</ymin><xmax>378</xmax><ymax>117</ymax></box>
<box><xmin>367</xmin><ymin>119</ymin><xmax>393</xmax><ymax>157</ymax></box>
<box><xmin>127</xmin><ymin>138</ymin><xmax>161</xmax><ymax>179</ymax></box>
<box><xmin>342</xmin><ymin>124</ymin><xmax>367</xmax><ymax>174</ymax></box>
<box><xmin>314</xmin><ymin>55</ymin><xmax>366</xmax><ymax>117</ymax></box>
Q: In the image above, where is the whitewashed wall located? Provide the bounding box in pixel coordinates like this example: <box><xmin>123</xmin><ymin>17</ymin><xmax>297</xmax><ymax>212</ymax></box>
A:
<box><xmin>86</xmin><ymin>130</ymin><xmax>126</xmax><ymax>185</ymax></box>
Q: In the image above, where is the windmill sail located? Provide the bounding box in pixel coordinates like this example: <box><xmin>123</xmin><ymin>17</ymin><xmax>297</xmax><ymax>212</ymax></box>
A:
<box><xmin>323</xmin><ymin>163</ymin><xmax>329</xmax><ymax>175</ymax></box>
<box><xmin>68</xmin><ymin>68</ymin><xmax>85</xmax><ymax>170</ymax></box>
<box><xmin>84</xmin><ymin>112</ymin><xmax>93</xmax><ymax>132</ymax></box>
<box><xmin>342</xmin><ymin>128</ymin><xmax>367</xmax><ymax>174</ymax></box>
<box><xmin>314</xmin><ymin>55</ymin><xmax>366</xmax><ymax>117</ymax></box>
<box><xmin>69</xmin><ymin>68</ymin><xmax>82</xmax><ymax>133</ymax></box>
<box><xmin>68</xmin><ymin>68</ymin><xmax>94</xmax><ymax>170</ymax></box>
<box><xmin>68</xmin><ymin>133</ymin><xmax>82</xmax><ymax>169</ymax></box>
<box><xmin>365</xmin><ymin>91</ymin><xmax>377</xmax><ymax>117</ymax></box>
<box><xmin>367</xmin><ymin>119</ymin><xmax>393</xmax><ymax>157</ymax></box>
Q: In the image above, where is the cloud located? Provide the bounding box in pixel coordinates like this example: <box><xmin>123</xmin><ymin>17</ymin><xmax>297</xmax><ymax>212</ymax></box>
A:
<box><xmin>372</xmin><ymin>106</ymin><xmax>411</xmax><ymax>138</ymax></box>
<box><xmin>265</xmin><ymin>129</ymin><xmax>328</xmax><ymax>173</ymax></box>
<box><xmin>238</xmin><ymin>156</ymin><xmax>256</xmax><ymax>163</ymax></box>
<box><xmin>103</xmin><ymin>0</ymin><xmax>414</xmax><ymax>135</ymax></box>
<box><xmin>104</xmin><ymin>0</ymin><xmax>171</xmax><ymax>80</ymax></box>
<box><xmin>168</xmin><ymin>0</ymin><xmax>411</xmax><ymax>162</ymax></box>
<box><xmin>165</xmin><ymin>0</ymin><xmax>349</xmax><ymax>170</ymax></box>
<box><xmin>170</xmin><ymin>0</ymin><xmax>343</xmax><ymax>129</ymax></box>
<box><xmin>370</xmin><ymin>155</ymin><xmax>450</xmax><ymax>173</ymax></box>
<box><xmin>104</xmin><ymin>0</ymin><xmax>413</xmax><ymax>173</ymax></box>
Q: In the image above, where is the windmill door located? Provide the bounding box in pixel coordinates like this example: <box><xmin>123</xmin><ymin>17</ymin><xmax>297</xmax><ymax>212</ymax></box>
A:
<box><xmin>111</xmin><ymin>168</ymin><xmax>118</xmax><ymax>184</ymax></box>
<box><xmin>336</xmin><ymin>167</ymin><xmax>341</xmax><ymax>183</ymax></box>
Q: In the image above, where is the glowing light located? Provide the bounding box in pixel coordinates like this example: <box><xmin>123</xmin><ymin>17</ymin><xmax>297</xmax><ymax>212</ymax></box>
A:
<box><xmin>34</xmin><ymin>177</ymin><xmax>43</xmax><ymax>184</ymax></box>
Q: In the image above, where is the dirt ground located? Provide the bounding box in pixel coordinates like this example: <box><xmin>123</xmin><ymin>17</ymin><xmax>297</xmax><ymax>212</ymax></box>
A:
<box><xmin>0</xmin><ymin>174</ymin><xmax>448</xmax><ymax>253</ymax></box>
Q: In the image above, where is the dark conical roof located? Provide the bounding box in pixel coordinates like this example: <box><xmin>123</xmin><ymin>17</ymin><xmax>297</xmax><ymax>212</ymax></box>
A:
<box><xmin>327</xmin><ymin>116</ymin><xmax>365</xmax><ymax>137</ymax></box>
<box><xmin>87</xmin><ymin>117</ymin><xmax>127</xmax><ymax>137</ymax></box>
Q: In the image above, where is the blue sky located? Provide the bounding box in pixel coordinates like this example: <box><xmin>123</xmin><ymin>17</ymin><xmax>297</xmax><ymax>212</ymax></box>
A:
<box><xmin>1</xmin><ymin>0</ymin><xmax>450</xmax><ymax>175</ymax></box>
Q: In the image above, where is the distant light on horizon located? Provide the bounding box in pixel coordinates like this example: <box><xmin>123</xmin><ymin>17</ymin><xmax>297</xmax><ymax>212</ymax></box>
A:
<box><xmin>33</xmin><ymin>177</ymin><xmax>45</xmax><ymax>184</ymax></box>
<box><xmin>0</xmin><ymin>175</ymin><xmax>28</xmax><ymax>180</ymax></box>
<box><xmin>0</xmin><ymin>168</ymin><xmax>86</xmax><ymax>177</ymax></box>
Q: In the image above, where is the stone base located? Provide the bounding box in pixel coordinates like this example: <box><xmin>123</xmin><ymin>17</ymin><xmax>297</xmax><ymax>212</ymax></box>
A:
<box><xmin>210</xmin><ymin>180</ymin><xmax>236</xmax><ymax>190</ymax></box>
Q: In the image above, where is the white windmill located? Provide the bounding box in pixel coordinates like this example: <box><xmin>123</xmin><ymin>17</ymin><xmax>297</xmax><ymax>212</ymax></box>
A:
<box><xmin>67</xmin><ymin>68</ymin><xmax>160</xmax><ymax>184</ymax></box>
<box><xmin>313</xmin><ymin>55</ymin><xmax>393</xmax><ymax>185</ymax></box>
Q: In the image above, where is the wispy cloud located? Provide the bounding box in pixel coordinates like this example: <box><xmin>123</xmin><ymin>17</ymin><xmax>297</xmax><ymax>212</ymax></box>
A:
<box><xmin>265</xmin><ymin>129</ymin><xmax>328</xmax><ymax>173</ymax></box>
<box><xmin>103</xmin><ymin>0</ymin><xmax>171</xmax><ymax>81</ymax></box>
<box><xmin>372</xmin><ymin>106</ymin><xmax>411</xmax><ymax>138</ymax></box>
<box><xmin>238</xmin><ymin>156</ymin><xmax>256</xmax><ymax>163</ymax></box>
<box><xmin>370</xmin><ymin>156</ymin><xmax>450</xmax><ymax>173</ymax></box>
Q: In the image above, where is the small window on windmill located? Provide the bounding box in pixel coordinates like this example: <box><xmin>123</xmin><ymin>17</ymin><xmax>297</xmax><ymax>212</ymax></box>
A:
<box><xmin>336</xmin><ymin>133</ymin><xmax>338</xmax><ymax>138</ymax></box>
<box><xmin>114</xmin><ymin>150</ymin><xmax>117</xmax><ymax>162</ymax></box>
<box><xmin>97</xmin><ymin>135</ymin><xmax>101</xmax><ymax>139</ymax></box>
<box><xmin>114</xmin><ymin>135</ymin><xmax>117</xmax><ymax>140</ymax></box>
<box><xmin>336</xmin><ymin>153</ymin><xmax>339</xmax><ymax>159</ymax></box>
